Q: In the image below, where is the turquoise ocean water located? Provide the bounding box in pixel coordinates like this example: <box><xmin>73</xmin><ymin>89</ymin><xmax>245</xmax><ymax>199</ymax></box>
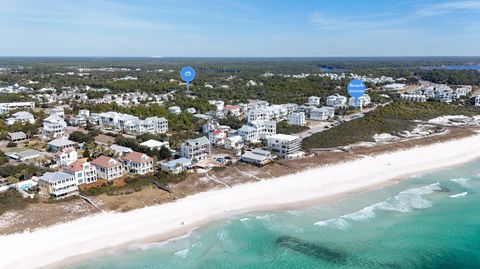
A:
<box><xmin>67</xmin><ymin>160</ymin><xmax>480</xmax><ymax>269</ymax></box>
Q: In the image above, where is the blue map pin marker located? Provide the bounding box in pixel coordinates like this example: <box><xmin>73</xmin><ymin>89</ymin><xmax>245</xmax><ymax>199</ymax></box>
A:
<box><xmin>180</xmin><ymin>66</ymin><xmax>196</xmax><ymax>92</ymax></box>
<box><xmin>347</xmin><ymin>79</ymin><xmax>366</xmax><ymax>108</ymax></box>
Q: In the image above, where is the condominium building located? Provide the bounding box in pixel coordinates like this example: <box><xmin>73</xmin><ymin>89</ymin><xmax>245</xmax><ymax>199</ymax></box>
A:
<box><xmin>91</xmin><ymin>156</ymin><xmax>125</xmax><ymax>181</ymax></box>
<box><xmin>267</xmin><ymin>134</ymin><xmax>304</xmax><ymax>159</ymax></box>
<box><xmin>400</xmin><ymin>94</ymin><xmax>427</xmax><ymax>102</ymax></box>
<box><xmin>97</xmin><ymin>111</ymin><xmax>168</xmax><ymax>134</ymax></box>
<box><xmin>180</xmin><ymin>136</ymin><xmax>211</xmax><ymax>161</ymax></box>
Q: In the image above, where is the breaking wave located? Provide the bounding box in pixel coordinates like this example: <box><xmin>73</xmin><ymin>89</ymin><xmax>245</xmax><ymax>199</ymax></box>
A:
<box><xmin>315</xmin><ymin>183</ymin><xmax>442</xmax><ymax>229</ymax></box>
<box><xmin>449</xmin><ymin>177</ymin><xmax>471</xmax><ymax>188</ymax></box>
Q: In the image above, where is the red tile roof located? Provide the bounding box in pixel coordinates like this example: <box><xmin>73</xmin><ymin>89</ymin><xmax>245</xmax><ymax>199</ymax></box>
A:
<box><xmin>64</xmin><ymin>158</ymin><xmax>87</xmax><ymax>173</ymax></box>
<box><xmin>91</xmin><ymin>155</ymin><xmax>122</xmax><ymax>168</ymax></box>
<box><xmin>122</xmin><ymin>151</ymin><xmax>153</xmax><ymax>163</ymax></box>
<box><xmin>224</xmin><ymin>105</ymin><xmax>239</xmax><ymax>110</ymax></box>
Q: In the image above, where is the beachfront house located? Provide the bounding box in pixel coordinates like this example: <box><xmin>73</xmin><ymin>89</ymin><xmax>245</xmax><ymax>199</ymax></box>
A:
<box><xmin>64</xmin><ymin>158</ymin><xmax>97</xmax><ymax>185</ymax></box>
<box><xmin>41</xmin><ymin>115</ymin><xmax>67</xmax><ymax>140</ymax></box>
<box><xmin>160</xmin><ymin>157</ymin><xmax>193</xmax><ymax>174</ymax></box>
<box><xmin>38</xmin><ymin>171</ymin><xmax>78</xmax><ymax>199</ymax></box>
<box><xmin>240</xmin><ymin>149</ymin><xmax>273</xmax><ymax>166</ymax></box>
<box><xmin>267</xmin><ymin>134</ymin><xmax>304</xmax><ymax>159</ymax></box>
<box><xmin>122</xmin><ymin>151</ymin><xmax>154</xmax><ymax>175</ymax></box>
<box><xmin>91</xmin><ymin>156</ymin><xmax>125</xmax><ymax>181</ymax></box>
<box><xmin>310</xmin><ymin>107</ymin><xmax>335</xmax><ymax>121</ymax></box>
<box><xmin>180</xmin><ymin>136</ymin><xmax>211</xmax><ymax>161</ymax></box>
<box><xmin>287</xmin><ymin>112</ymin><xmax>306</xmax><ymax>126</ymax></box>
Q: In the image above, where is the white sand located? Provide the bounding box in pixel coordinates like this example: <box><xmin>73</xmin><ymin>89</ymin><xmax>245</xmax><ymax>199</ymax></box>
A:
<box><xmin>2</xmin><ymin>135</ymin><xmax>480</xmax><ymax>269</ymax></box>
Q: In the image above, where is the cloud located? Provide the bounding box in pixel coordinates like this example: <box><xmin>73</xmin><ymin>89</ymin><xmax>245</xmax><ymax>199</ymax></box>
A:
<box><xmin>415</xmin><ymin>0</ymin><xmax>480</xmax><ymax>17</ymax></box>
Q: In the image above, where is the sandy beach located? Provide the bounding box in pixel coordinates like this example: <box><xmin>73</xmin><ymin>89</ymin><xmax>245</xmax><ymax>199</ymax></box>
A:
<box><xmin>1</xmin><ymin>134</ymin><xmax>480</xmax><ymax>269</ymax></box>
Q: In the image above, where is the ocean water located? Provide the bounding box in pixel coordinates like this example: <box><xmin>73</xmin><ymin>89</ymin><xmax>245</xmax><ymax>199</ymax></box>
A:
<box><xmin>66</xmin><ymin>160</ymin><xmax>480</xmax><ymax>269</ymax></box>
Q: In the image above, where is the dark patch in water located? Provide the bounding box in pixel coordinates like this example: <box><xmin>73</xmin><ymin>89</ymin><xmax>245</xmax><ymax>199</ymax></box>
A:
<box><xmin>437</xmin><ymin>186</ymin><xmax>451</xmax><ymax>192</ymax></box>
<box><xmin>276</xmin><ymin>236</ymin><xmax>348</xmax><ymax>263</ymax></box>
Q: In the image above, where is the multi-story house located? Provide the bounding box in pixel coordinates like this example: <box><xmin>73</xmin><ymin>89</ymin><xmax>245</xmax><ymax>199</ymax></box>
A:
<box><xmin>50</xmin><ymin>107</ymin><xmax>65</xmax><ymax>118</ymax></box>
<box><xmin>267</xmin><ymin>134</ymin><xmax>304</xmax><ymax>159</ymax></box>
<box><xmin>98</xmin><ymin>112</ymin><xmax>168</xmax><ymax>134</ymax></box>
<box><xmin>238</xmin><ymin>125</ymin><xmax>259</xmax><ymax>143</ymax></box>
<box><xmin>38</xmin><ymin>171</ymin><xmax>78</xmax><ymax>199</ymax></box>
<box><xmin>41</xmin><ymin>115</ymin><xmax>67</xmax><ymax>140</ymax></box>
<box><xmin>5</xmin><ymin>111</ymin><xmax>35</xmax><ymax>125</ymax></box>
<box><xmin>348</xmin><ymin>94</ymin><xmax>371</xmax><ymax>107</ymax></box>
<box><xmin>326</xmin><ymin>94</ymin><xmax>347</xmax><ymax>108</ymax></box>
<box><xmin>247</xmin><ymin>108</ymin><xmax>274</xmax><ymax>123</ymax></box>
<box><xmin>249</xmin><ymin>120</ymin><xmax>276</xmax><ymax>139</ymax></box>
<box><xmin>180</xmin><ymin>137</ymin><xmax>211</xmax><ymax>161</ymax></box>
<box><xmin>64</xmin><ymin>158</ymin><xmax>97</xmax><ymax>185</ymax></box>
<box><xmin>208</xmin><ymin>129</ymin><xmax>227</xmax><ymax>146</ymax></box>
<box><xmin>310</xmin><ymin>107</ymin><xmax>335</xmax><ymax>121</ymax></box>
<box><xmin>287</xmin><ymin>112</ymin><xmax>306</xmax><ymax>126</ymax></box>
<box><xmin>91</xmin><ymin>156</ymin><xmax>125</xmax><ymax>181</ymax></box>
<box><xmin>400</xmin><ymin>94</ymin><xmax>427</xmax><ymax>102</ymax></box>
<box><xmin>47</xmin><ymin>138</ymin><xmax>77</xmax><ymax>152</ymax></box>
<box><xmin>54</xmin><ymin>148</ymin><xmax>78</xmax><ymax>167</ymax></box>
<box><xmin>0</xmin><ymin>102</ymin><xmax>35</xmax><ymax>114</ymax></box>
<box><xmin>122</xmin><ymin>151</ymin><xmax>154</xmax><ymax>175</ymax></box>
<box><xmin>307</xmin><ymin>96</ymin><xmax>321</xmax><ymax>106</ymax></box>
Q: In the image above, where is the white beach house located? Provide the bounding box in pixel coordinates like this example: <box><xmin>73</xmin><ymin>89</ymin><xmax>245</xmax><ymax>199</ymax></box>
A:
<box><xmin>91</xmin><ymin>156</ymin><xmax>125</xmax><ymax>181</ymax></box>
<box><xmin>307</xmin><ymin>96</ymin><xmax>321</xmax><ymax>106</ymax></box>
<box><xmin>267</xmin><ymin>134</ymin><xmax>304</xmax><ymax>159</ymax></box>
<box><xmin>122</xmin><ymin>151</ymin><xmax>154</xmax><ymax>175</ymax></box>
<box><xmin>181</xmin><ymin>136</ymin><xmax>211</xmax><ymax>161</ymax></box>
<box><xmin>0</xmin><ymin>102</ymin><xmax>35</xmax><ymax>114</ymax></box>
<box><xmin>64</xmin><ymin>158</ymin><xmax>97</xmax><ymax>185</ymax></box>
<box><xmin>287</xmin><ymin>112</ymin><xmax>306</xmax><ymax>126</ymax></box>
<box><xmin>41</xmin><ymin>115</ymin><xmax>67</xmax><ymax>140</ymax></box>
<box><xmin>5</xmin><ymin>111</ymin><xmax>35</xmax><ymax>125</ymax></box>
<box><xmin>38</xmin><ymin>171</ymin><xmax>78</xmax><ymax>199</ymax></box>
<box><xmin>326</xmin><ymin>94</ymin><xmax>347</xmax><ymax>108</ymax></box>
<box><xmin>310</xmin><ymin>107</ymin><xmax>335</xmax><ymax>121</ymax></box>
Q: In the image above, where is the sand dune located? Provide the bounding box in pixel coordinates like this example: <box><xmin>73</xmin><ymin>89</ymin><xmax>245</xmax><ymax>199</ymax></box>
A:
<box><xmin>1</xmin><ymin>135</ymin><xmax>480</xmax><ymax>269</ymax></box>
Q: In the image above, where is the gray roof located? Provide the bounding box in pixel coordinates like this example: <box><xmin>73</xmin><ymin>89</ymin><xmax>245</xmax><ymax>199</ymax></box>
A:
<box><xmin>242</xmin><ymin>151</ymin><xmax>270</xmax><ymax>162</ymax></box>
<box><xmin>162</xmin><ymin>157</ymin><xmax>192</xmax><ymax>168</ymax></box>
<box><xmin>8</xmin><ymin>131</ymin><xmax>26</xmax><ymax>139</ymax></box>
<box><xmin>40</xmin><ymin>172</ymin><xmax>74</xmax><ymax>184</ymax></box>
<box><xmin>47</xmin><ymin>138</ymin><xmax>76</xmax><ymax>147</ymax></box>
<box><xmin>110</xmin><ymin>144</ymin><xmax>133</xmax><ymax>153</ymax></box>
<box><xmin>185</xmin><ymin>136</ymin><xmax>210</xmax><ymax>146</ymax></box>
<box><xmin>16</xmin><ymin>149</ymin><xmax>40</xmax><ymax>159</ymax></box>
<box><xmin>238</xmin><ymin>125</ymin><xmax>256</xmax><ymax>132</ymax></box>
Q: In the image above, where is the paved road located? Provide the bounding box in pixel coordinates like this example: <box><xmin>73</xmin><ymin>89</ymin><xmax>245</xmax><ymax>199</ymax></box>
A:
<box><xmin>297</xmin><ymin>105</ymin><xmax>380</xmax><ymax>139</ymax></box>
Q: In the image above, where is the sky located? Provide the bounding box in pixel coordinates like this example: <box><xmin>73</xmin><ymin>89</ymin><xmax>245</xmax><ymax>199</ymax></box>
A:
<box><xmin>0</xmin><ymin>0</ymin><xmax>479</xmax><ymax>57</ymax></box>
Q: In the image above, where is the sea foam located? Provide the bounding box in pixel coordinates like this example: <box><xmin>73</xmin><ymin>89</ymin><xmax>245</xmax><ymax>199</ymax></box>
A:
<box><xmin>315</xmin><ymin>183</ymin><xmax>441</xmax><ymax>228</ymax></box>
<box><xmin>449</xmin><ymin>177</ymin><xmax>471</xmax><ymax>188</ymax></box>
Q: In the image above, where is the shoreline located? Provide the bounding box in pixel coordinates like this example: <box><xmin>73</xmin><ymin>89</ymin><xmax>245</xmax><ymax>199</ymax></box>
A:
<box><xmin>2</xmin><ymin>134</ymin><xmax>480</xmax><ymax>269</ymax></box>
